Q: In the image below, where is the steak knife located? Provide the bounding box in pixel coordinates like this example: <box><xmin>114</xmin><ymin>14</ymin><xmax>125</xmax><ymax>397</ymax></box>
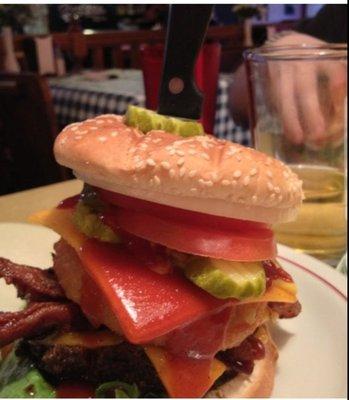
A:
<box><xmin>157</xmin><ymin>5</ymin><xmax>213</xmax><ymax>120</ymax></box>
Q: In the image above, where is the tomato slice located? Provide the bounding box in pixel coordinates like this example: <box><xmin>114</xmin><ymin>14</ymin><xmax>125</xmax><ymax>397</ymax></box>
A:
<box><xmin>101</xmin><ymin>207</ymin><xmax>276</xmax><ymax>262</ymax></box>
<box><xmin>97</xmin><ymin>188</ymin><xmax>270</xmax><ymax>233</ymax></box>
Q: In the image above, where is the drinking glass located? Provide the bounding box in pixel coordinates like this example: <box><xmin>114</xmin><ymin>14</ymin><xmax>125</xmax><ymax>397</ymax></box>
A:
<box><xmin>244</xmin><ymin>45</ymin><xmax>347</xmax><ymax>265</ymax></box>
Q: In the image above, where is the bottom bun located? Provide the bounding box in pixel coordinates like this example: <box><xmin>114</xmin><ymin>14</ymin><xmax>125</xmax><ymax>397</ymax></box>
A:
<box><xmin>206</xmin><ymin>325</ymin><xmax>278</xmax><ymax>398</ymax></box>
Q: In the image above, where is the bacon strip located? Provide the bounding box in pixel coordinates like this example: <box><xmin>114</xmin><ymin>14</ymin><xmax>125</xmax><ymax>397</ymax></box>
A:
<box><xmin>0</xmin><ymin>257</ymin><xmax>64</xmax><ymax>301</ymax></box>
<box><xmin>269</xmin><ymin>300</ymin><xmax>302</xmax><ymax>319</ymax></box>
<box><xmin>0</xmin><ymin>302</ymin><xmax>83</xmax><ymax>347</ymax></box>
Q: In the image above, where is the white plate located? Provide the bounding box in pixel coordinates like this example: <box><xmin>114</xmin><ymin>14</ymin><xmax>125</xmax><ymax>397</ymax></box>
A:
<box><xmin>0</xmin><ymin>223</ymin><xmax>347</xmax><ymax>398</ymax></box>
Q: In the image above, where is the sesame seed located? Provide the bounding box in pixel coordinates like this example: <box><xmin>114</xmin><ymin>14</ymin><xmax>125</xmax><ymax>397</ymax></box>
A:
<box><xmin>250</xmin><ymin>168</ymin><xmax>258</xmax><ymax>176</ymax></box>
<box><xmin>200</xmin><ymin>153</ymin><xmax>210</xmax><ymax>161</ymax></box>
<box><xmin>169</xmin><ymin>169</ymin><xmax>176</xmax><ymax>178</ymax></box>
<box><xmin>210</xmin><ymin>172</ymin><xmax>218</xmax><ymax>182</ymax></box>
<box><xmin>236</xmin><ymin>155</ymin><xmax>242</xmax><ymax>162</ymax></box>
<box><xmin>153</xmin><ymin>138</ymin><xmax>162</xmax><ymax>144</ymax></box>
<box><xmin>179</xmin><ymin>167</ymin><xmax>186</xmax><ymax>177</ymax></box>
<box><xmin>110</xmin><ymin>131</ymin><xmax>118</xmax><ymax>137</ymax></box>
<box><xmin>278</xmin><ymin>195</ymin><xmax>283</xmax><ymax>201</ymax></box>
<box><xmin>190</xmin><ymin>188</ymin><xmax>198</xmax><ymax>193</ymax></box>
<box><xmin>188</xmin><ymin>150</ymin><xmax>197</xmax><ymax>156</ymax></box>
<box><xmin>274</xmin><ymin>186</ymin><xmax>281</xmax><ymax>193</ymax></box>
<box><xmin>71</xmin><ymin>126</ymin><xmax>79</xmax><ymax>132</ymax></box>
<box><xmin>80</xmin><ymin>130</ymin><xmax>88</xmax><ymax>134</ymax></box>
<box><xmin>98</xmin><ymin>136</ymin><xmax>107</xmax><ymax>142</ymax></box>
<box><xmin>252</xmin><ymin>195</ymin><xmax>258</xmax><ymax>203</ymax></box>
<box><xmin>199</xmin><ymin>179</ymin><xmax>213</xmax><ymax>187</ymax></box>
<box><xmin>226</xmin><ymin>147</ymin><xmax>238</xmax><ymax>156</ymax></box>
<box><xmin>267</xmin><ymin>182</ymin><xmax>274</xmax><ymax>191</ymax></box>
<box><xmin>75</xmin><ymin>136</ymin><xmax>82</xmax><ymax>140</ymax></box>
<box><xmin>232</xmin><ymin>180</ymin><xmax>237</xmax><ymax>187</ymax></box>
<box><xmin>176</xmin><ymin>150</ymin><xmax>185</xmax><ymax>156</ymax></box>
<box><xmin>153</xmin><ymin>175</ymin><xmax>161</xmax><ymax>185</ymax></box>
<box><xmin>146</xmin><ymin>158</ymin><xmax>156</xmax><ymax>167</ymax></box>
<box><xmin>222</xmin><ymin>179</ymin><xmax>230</xmax><ymax>186</ymax></box>
<box><xmin>233</xmin><ymin>170</ymin><xmax>242</xmax><ymax>178</ymax></box>
<box><xmin>270</xmin><ymin>193</ymin><xmax>276</xmax><ymax>200</ymax></box>
<box><xmin>267</xmin><ymin>170</ymin><xmax>273</xmax><ymax>178</ymax></box>
<box><xmin>90</xmin><ymin>127</ymin><xmax>98</xmax><ymax>130</ymax></box>
<box><xmin>177</xmin><ymin>158</ymin><xmax>185</xmax><ymax>166</ymax></box>
<box><xmin>160</xmin><ymin>161</ymin><xmax>170</xmax><ymax>170</ymax></box>
<box><xmin>96</xmin><ymin>120</ymin><xmax>104</xmax><ymax>125</ymax></box>
<box><xmin>169</xmin><ymin>149</ymin><xmax>176</xmax><ymax>155</ymax></box>
<box><xmin>243</xmin><ymin>176</ymin><xmax>250</xmax><ymax>186</ymax></box>
<box><xmin>188</xmin><ymin>170</ymin><xmax>197</xmax><ymax>177</ymax></box>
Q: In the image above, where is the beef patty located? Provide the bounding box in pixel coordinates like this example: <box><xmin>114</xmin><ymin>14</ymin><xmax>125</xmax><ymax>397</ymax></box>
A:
<box><xmin>18</xmin><ymin>339</ymin><xmax>165</xmax><ymax>396</ymax></box>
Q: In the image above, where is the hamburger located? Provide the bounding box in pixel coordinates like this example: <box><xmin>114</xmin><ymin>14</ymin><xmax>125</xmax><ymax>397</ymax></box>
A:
<box><xmin>0</xmin><ymin>109</ymin><xmax>303</xmax><ymax>398</ymax></box>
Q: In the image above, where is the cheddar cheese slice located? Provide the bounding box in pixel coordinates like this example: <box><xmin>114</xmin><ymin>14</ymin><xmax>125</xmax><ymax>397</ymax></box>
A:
<box><xmin>145</xmin><ymin>346</ymin><xmax>226</xmax><ymax>398</ymax></box>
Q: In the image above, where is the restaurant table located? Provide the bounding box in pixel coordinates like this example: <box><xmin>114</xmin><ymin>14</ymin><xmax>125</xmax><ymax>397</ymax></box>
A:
<box><xmin>0</xmin><ymin>180</ymin><xmax>82</xmax><ymax>223</ymax></box>
<box><xmin>49</xmin><ymin>69</ymin><xmax>250</xmax><ymax>145</ymax></box>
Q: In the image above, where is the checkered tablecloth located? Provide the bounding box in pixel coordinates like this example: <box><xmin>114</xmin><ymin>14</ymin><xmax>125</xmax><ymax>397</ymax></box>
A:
<box><xmin>49</xmin><ymin>69</ymin><xmax>250</xmax><ymax>145</ymax></box>
<box><xmin>214</xmin><ymin>74</ymin><xmax>251</xmax><ymax>146</ymax></box>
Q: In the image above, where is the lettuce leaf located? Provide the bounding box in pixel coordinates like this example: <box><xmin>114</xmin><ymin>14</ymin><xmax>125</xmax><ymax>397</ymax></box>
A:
<box><xmin>95</xmin><ymin>381</ymin><xmax>140</xmax><ymax>398</ymax></box>
<box><xmin>0</xmin><ymin>347</ymin><xmax>55</xmax><ymax>398</ymax></box>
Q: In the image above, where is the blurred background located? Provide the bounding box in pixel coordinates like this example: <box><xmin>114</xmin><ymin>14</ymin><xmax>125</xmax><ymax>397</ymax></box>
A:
<box><xmin>0</xmin><ymin>3</ymin><xmax>336</xmax><ymax>195</ymax></box>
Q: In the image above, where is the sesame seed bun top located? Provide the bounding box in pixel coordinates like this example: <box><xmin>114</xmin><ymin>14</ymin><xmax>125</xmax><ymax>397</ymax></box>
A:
<box><xmin>54</xmin><ymin>114</ymin><xmax>303</xmax><ymax>224</ymax></box>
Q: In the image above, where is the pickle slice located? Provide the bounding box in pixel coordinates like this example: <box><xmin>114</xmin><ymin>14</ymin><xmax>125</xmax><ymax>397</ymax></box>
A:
<box><xmin>184</xmin><ymin>258</ymin><xmax>266</xmax><ymax>300</ymax></box>
<box><xmin>125</xmin><ymin>105</ymin><xmax>204</xmax><ymax>137</ymax></box>
<box><xmin>73</xmin><ymin>201</ymin><xmax>120</xmax><ymax>243</ymax></box>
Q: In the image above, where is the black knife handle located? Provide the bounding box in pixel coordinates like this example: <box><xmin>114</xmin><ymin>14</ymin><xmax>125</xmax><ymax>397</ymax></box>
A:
<box><xmin>158</xmin><ymin>5</ymin><xmax>213</xmax><ymax>119</ymax></box>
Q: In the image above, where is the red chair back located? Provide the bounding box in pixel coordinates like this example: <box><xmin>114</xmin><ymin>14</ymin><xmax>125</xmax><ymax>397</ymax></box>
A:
<box><xmin>140</xmin><ymin>44</ymin><xmax>164</xmax><ymax>111</ymax></box>
<box><xmin>140</xmin><ymin>42</ymin><xmax>221</xmax><ymax>134</ymax></box>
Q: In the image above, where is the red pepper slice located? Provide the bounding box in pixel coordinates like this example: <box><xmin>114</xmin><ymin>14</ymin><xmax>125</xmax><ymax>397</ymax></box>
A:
<box><xmin>79</xmin><ymin>239</ymin><xmax>227</xmax><ymax>344</ymax></box>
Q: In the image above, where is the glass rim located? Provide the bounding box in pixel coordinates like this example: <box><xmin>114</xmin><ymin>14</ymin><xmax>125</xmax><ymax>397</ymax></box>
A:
<box><xmin>244</xmin><ymin>44</ymin><xmax>347</xmax><ymax>62</ymax></box>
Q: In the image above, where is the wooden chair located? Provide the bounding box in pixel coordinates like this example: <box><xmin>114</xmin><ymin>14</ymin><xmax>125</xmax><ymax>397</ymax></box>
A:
<box><xmin>12</xmin><ymin>25</ymin><xmax>244</xmax><ymax>72</ymax></box>
<box><xmin>0</xmin><ymin>72</ymin><xmax>67</xmax><ymax>195</ymax></box>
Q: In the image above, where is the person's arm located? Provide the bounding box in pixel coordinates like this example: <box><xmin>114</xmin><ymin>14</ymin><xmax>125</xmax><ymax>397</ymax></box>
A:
<box><xmin>228</xmin><ymin>5</ymin><xmax>347</xmax><ymax>130</ymax></box>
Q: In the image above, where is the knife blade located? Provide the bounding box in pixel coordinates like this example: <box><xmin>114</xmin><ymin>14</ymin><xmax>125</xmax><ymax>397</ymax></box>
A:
<box><xmin>157</xmin><ymin>5</ymin><xmax>213</xmax><ymax>120</ymax></box>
